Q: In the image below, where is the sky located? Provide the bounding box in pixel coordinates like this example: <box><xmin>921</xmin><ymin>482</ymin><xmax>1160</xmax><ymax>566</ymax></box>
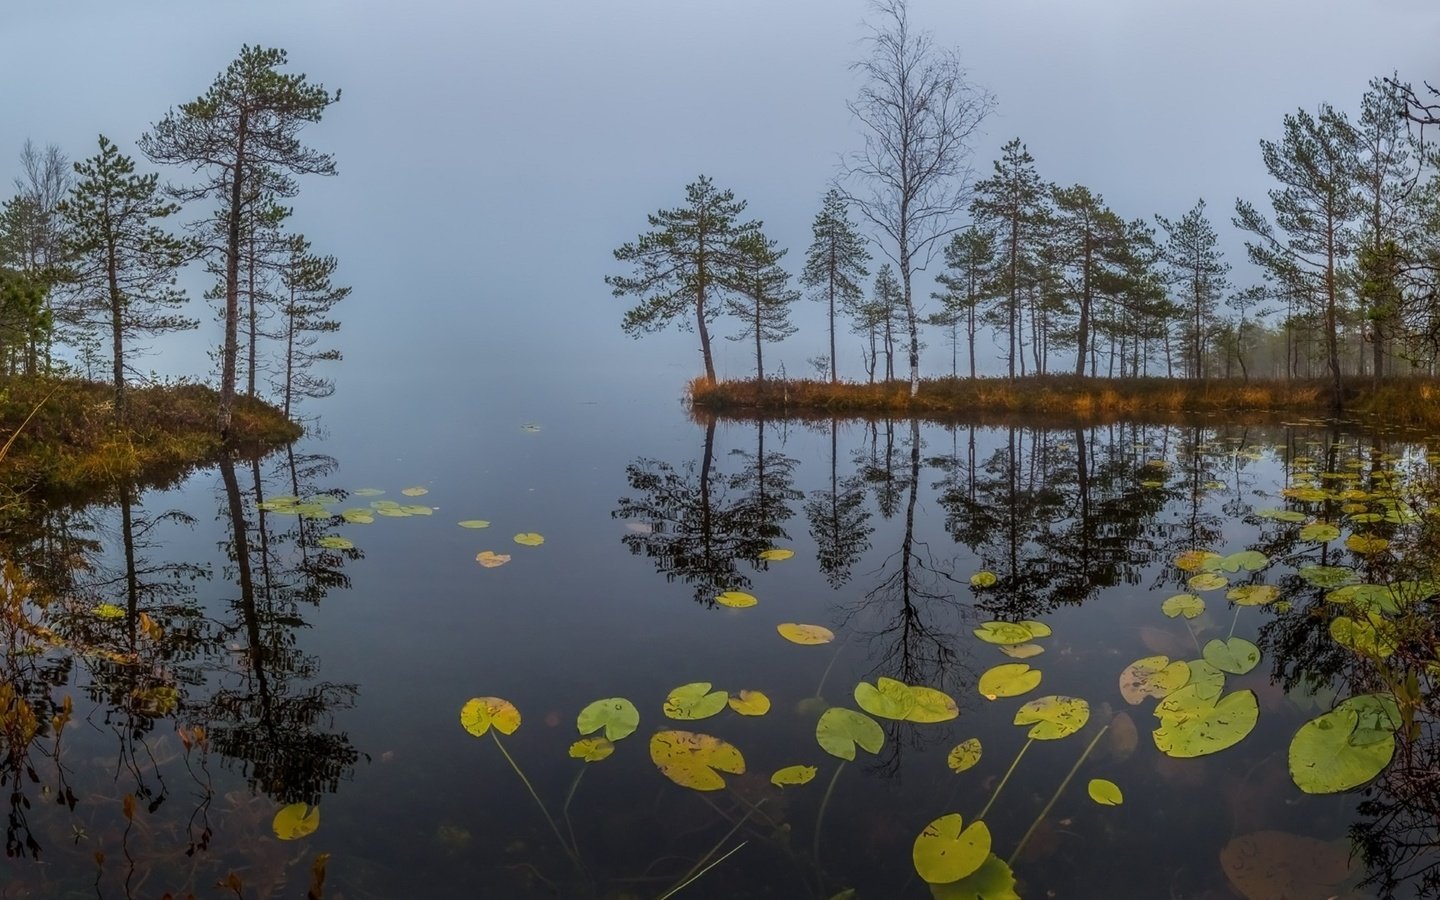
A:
<box><xmin>4</xmin><ymin>0</ymin><xmax>1439</xmax><ymax>409</ymax></box>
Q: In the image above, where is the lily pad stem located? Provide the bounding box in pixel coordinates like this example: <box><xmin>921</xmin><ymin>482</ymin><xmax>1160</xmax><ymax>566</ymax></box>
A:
<box><xmin>1184</xmin><ymin>619</ymin><xmax>1201</xmax><ymax>654</ymax></box>
<box><xmin>561</xmin><ymin>765</ymin><xmax>587</xmax><ymax>858</ymax></box>
<box><xmin>1008</xmin><ymin>725</ymin><xmax>1109</xmax><ymax>865</ymax></box>
<box><xmin>1228</xmin><ymin>605</ymin><xmax>1242</xmax><ymax>639</ymax></box>
<box><xmin>656</xmin><ymin>840</ymin><xmax>748</xmax><ymax>900</ymax></box>
<box><xmin>976</xmin><ymin>738</ymin><xmax>1032</xmax><ymax>821</ymax></box>
<box><xmin>813</xmin><ymin>761</ymin><xmax>847</xmax><ymax>873</ymax></box>
<box><xmin>492</xmin><ymin>732</ymin><xmax>583</xmax><ymax>874</ymax></box>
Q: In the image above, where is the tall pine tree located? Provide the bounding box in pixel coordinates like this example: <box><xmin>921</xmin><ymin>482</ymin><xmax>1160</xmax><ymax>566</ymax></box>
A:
<box><xmin>801</xmin><ymin>189</ymin><xmax>869</xmax><ymax>382</ymax></box>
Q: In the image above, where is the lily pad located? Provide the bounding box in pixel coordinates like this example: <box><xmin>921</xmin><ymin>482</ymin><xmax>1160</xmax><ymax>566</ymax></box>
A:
<box><xmin>907</xmin><ymin>686</ymin><xmax>960</xmax><ymax>723</ymax></box>
<box><xmin>855</xmin><ymin>677</ymin><xmax>914</xmax><ymax>720</ymax></box>
<box><xmin>1202</xmin><ymin>638</ymin><xmax>1261</xmax><ymax>675</ymax></box>
<box><xmin>1013</xmin><ymin>695</ymin><xmax>1089</xmax><ymax>740</ymax></box>
<box><xmin>1297</xmin><ymin>564</ymin><xmax>1357</xmax><ymax>589</ymax></box>
<box><xmin>1119</xmin><ymin>655</ymin><xmax>1190</xmax><ymax>705</ymax></box>
<box><xmin>568</xmin><ymin>737</ymin><xmax>615</xmax><ymax>762</ymax></box>
<box><xmin>401</xmin><ymin>504</ymin><xmax>433</xmax><ymax>516</ymax></box>
<box><xmin>1329</xmin><ymin>614</ymin><xmax>1397</xmax><ymax>660</ymax></box>
<box><xmin>400</xmin><ymin>486</ymin><xmax>429</xmax><ymax>497</ymax></box>
<box><xmin>460</xmin><ymin>697</ymin><xmax>521</xmax><ymax>737</ymax></box>
<box><xmin>352</xmin><ymin>488</ymin><xmax>384</xmax><ymax>496</ymax></box>
<box><xmin>928</xmin><ymin>853</ymin><xmax>1019</xmax><ymax>900</ymax></box>
<box><xmin>758</xmin><ymin>548</ymin><xmax>794</xmax><ymax>561</ymax></box>
<box><xmin>1220</xmin><ymin>830</ymin><xmax>1361</xmax><ymax>900</ymax></box>
<box><xmin>1345</xmin><ymin>533</ymin><xmax>1389</xmax><ymax>554</ymax></box>
<box><xmin>771</xmin><ymin>765</ymin><xmax>817</xmax><ymax>787</ymax></box>
<box><xmin>94</xmin><ymin>603</ymin><xmax>125</xmax><ymax>620</ymax></box>
<box><xmin>576</xmin><ymin>697</ymin><xmax>640</xmax><ymax>741</ymax></box>
<box><xmin>1298</xmin><ymin>522</ymin><xmax>1340</xmax><ymax>543</ymax></box>
<box><xmin>1187</xmin><ymin>572</ymin><xmax>1229</xmax><ymax>592</ymax></box>
<box><xmin>973</xmin><ymin>621</ymin><xmax>1048</xmax><ymax>645</ymax></box>
<box><xmin>816</xmin><ymin>707</ymin><xmax>884</xmax><ymax>760</ymax></box>
<box><xmin>457</xmin><ymin>520</ymin><xmax>491</xmax><ymax>529</ymax></box>
<box><xmin>778</xmin><ymin>623</ymin><xmax>835</xmax><ymax>645</ymax></box>
<box><xmin>1255</xmin><ymin>508</ymin><xmax>1307</xmax><ymax>523</ymax></box>
<box><xmin>663</xmin><ymin>682</ymin><xmax>728</xmax><ymax>720</ymax></box>
<box><xmin>978</xmin><ymin>663</ymin><xmax>1041</xmax><ymax>700</ymax></box>
<box><xmin>1087</xmin><ymin>778</ymin><xmax>1123</xmax><ymax>806</ymax></box>
<box><xmin>1152</xmin><ymin>685</ymin><xmax>1258</xmax><ymax>758</ymax></box>
<box><xmin>513</xmin><ymin>532</ymin><xmax>545</xmax><ymax>546</ymax></box>
<box><xmin>1161</xmin><ymin>594</ymin><xmax>1205</xmax><ymax>619</ymax></box>
<box><xmin>947</xmin><ymin>738</ymin><xmax>982</xmax><ymax>774</ymax></box>
<box><xmin>272</xmin><ymin>802</ymin><xmax>320</xmax><ymax>840</ymax></box>
<box><xmin>727</xmin><ymin>690</ymin><xmax>770</xmax><ymax>716</ymax></box>
<box><xmin>913</xmin><ymin>813</ymin><xmax>991</xmax><ymax>884</ymax></box>
<box><xmin>341</xmin><ymin>508</ymin><xmax>375</xmax><ymax>524</ymax></box>
<box><xmin>1226</xmin><ymin>584</ymin><xmax>1279</xmax><ymax>607</ymax></box>
<box><xmin>1174</xmin><ymin>550</ymin><xmax>1220</xmax><ymax>572</ymax></box>
<box><xmin>475</xmin><ymin>551</ymin><xmax>511</xmax><ymax>568</ymax></box>
<box><xmin>1217</xmin><ymin>550</ymin><xmax>1269</xmax><ymax>573</ymax></box>
<box><xmin>375</xmin><ymin>507</ymin><xmax>412</xmax><ymax>517</ymax></box>
<box><xmin>649</xmin><ymin>730</ymin><xmax>745</xmax><ymax>791</ymax></box>
<box><xmin>317</xmin><ymin>535</ymin><xmax>354</xmax><ymax>550</ymax></box>
<box><xmin>969</xmin><ymin>571</ymin><xmax>997</xmax><ymax>588</ymax></box>
<box><xmin>998</xmin><ymin>643</ymin><xmax>1044</xmax><ymax>659</ymax></box>
<box><xmin>716</xmin><ymin>591</ymin><xmax>757</xmax><ymax>608</ymax></box>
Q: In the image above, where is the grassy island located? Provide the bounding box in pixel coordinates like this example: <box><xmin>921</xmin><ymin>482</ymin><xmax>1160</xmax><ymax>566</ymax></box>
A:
<box><xmin>689</xmin><ymin>375</ymin><xmax>1440</xmax><ymax>427</ymax></box>
<box><xmin>0</xmin><ymin>377</ymin><xmax>300</xmax><ymax>494</ymax></box>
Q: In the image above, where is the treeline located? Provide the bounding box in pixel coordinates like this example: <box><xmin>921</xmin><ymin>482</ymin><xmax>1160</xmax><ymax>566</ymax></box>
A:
<box><xmin>606</xmin><ymin>2</ymin><xmax>1440</xmax><ymax>412</ymax></box>
<box><xmin>0</xmin><ymin>46</ymin><xmax>345</xmax><ymax>433</ymax></box>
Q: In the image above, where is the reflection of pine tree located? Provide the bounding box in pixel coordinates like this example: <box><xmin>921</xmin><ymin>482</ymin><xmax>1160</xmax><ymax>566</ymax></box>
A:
<box><xmin>727</xmin><ymin>417</ymin><xmax>802</xmax><ymax>550</ymax></box>
<box><xmin>855</xmin><ymin>418</ymin><xmax>910</xmax><ymax>520</ymax></box>
<box><xmin>804</xmin><ymin>418</ymin><xmax>872</xmax><ymax>588</ymax></box>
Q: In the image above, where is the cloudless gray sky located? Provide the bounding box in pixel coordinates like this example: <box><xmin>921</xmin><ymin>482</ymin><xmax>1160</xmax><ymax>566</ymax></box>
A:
<box><xmin>4</xmin><ymin>0</ymin><xmax>1439</xmax><ymax>408</ymax></box>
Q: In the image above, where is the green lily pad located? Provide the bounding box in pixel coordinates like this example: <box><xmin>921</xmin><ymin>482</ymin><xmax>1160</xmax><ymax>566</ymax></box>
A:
<box><xmin>913</xmin><ymin>813</ymin><xmax>990</xmax><ymax>884</ymax></box>
<box><xmin>973</xmin><ymin>621</ymin><xmax>1048</xmax><ymax>645</ymax></box>
<box><xmin>1119</xmin><ymin>656</ymin><xmax>1190</xmax><ymax>705</ymax></box>
<box><xmin>771</xmin><ymin>765</ymin><xmax>817</xmax><ymax>787</ymax></box>
<box><xmin>1226</xmin><ymin>584</ymin><xmax>1279</xmax><ymax>607</ymax></box>
<box><xmin>317</xmin><ymin>535</ymin><xmax>354</xmax><ymax>550</ymax></box>
<box><xmin>340</xmin><ymin>508</ymin><xmax>374</xmax><ymax>524</ymax></box>
<box><xmin>855</xmin><ymin>677</ymin><xmax>915</xmax><ymax>720</ymax></box>
<box><xmin>576</xmin><ymin>697</ymin><xmax>640</xmax><ymax>741</ymax></box>
<box><xmin>928</xmin><ymin>853</ymin><xmax>1019</xmax><ymax>900</ymax></box>
<box><xmin>1013</xmin><ymin>695</ymin><xmax>1089</xmax><ymax>740</ymax></box>
<box><xmin>457</xmin><ymin>519</ymin><xmax>491</xmax><ymax>529</ymax></box>
<box><xmin>370</xmin><ymin>499</ymin><xmax>401</xmax><ymax>509</ymax></box>
<box><xmin>663</xmin><ymin>682</ymin><xmax>728</xmax><ymax>721</ymax></box>
<box><xmin>970</xmin><ymin>571</ymin><xmax>997</xmax><ymax>588</ymax></box>
<box><xmin>816</xmin><ymin>707</ymin><xmax>884</xmax><ymax>761</ymax></box>
<box><xmin>1216</xmin><ymin>550</ymin><xmax>1269</xmax><ymax>573</ymax></box>
<box><xmin>1153</xmin><ymin>685</ymin><xmax>1258</xmax><ymax>758</ymax></box>
<box><xmin>1255</xmin><ymin>508</ymin><xmax>1307</xmax><ymax>523</ymax></box>
<box><xmin>907</xmin><ymin>686</ymin><xmax>960</xmax><ymax>723</ymax></box>
<box><xmin>1184</xmin><ymin>659</ymin><xmax>1227</xmax><ymax>701</ymax></box>
<box><xmin>1329</xmin><ymin>614</ymin><xmax>1397</xmax><ymax>660</ymax></box>
<box><xmin>1298</xmin><ymin>522</ymin><xmax>1340</xmax><ymax>542</ymax></box>
<box><xmin>1187</xmin><ymin>572</ymin><xmax>1229</xmax><ymax>592</ymax></box>
<box><xmin>978</xmin><ymin>664</ymin><xmax>1041</xmax><ymax>700</ymax></box>
<box><xmin>1087</xmin><ymin>778</ymin><xmax>1123</xmax><ymax>806</ymax></box>
<box><xmin>947</xmin><ymin>738</ymin><xmax>982</xmax><ymax>773</ymax></box>
<box><xmin>1288</xmin><ymin>694</ymin><xmax>1399</xmax><ymax>794</ymax></box>
<box><xmin>94</xmin><ymin>603</ymin><xmax>125</xmax><ymax>620</ymax></box>
<box><xmin>1161</xmin><ymin>594</ymin><xmax>1205</xmax><ymax>619</ymax></box>
<box><xmin>352</xmin><ymin>488</ymin><xmax>384</xmax><ymax>496</ymax></box>
<box><xmin>1203</xmin><ymin>638</ymin><xmax>1260</xmax><ymax>675</ymax></box>
<box><xmin>1297</xmin><ymin>565</ymin><xmax>1358</xmax><ymax>588</ymax></box>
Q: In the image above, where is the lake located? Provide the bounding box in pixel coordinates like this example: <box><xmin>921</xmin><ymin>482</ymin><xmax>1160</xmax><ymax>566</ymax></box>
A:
<box><xmin>2</xmin><ymin>394</ymin><xmax>1435</xmax><ymax>899</ymax></box>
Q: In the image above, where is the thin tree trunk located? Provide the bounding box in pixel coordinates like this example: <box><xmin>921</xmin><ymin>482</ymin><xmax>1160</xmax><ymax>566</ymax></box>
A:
<box><xmin>220</xmin><ymin>118</ymin><xmax>249</xmax><ymax>437</ymax></box>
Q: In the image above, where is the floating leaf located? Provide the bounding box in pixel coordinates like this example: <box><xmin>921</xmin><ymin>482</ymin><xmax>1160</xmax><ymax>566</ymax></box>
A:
<box><xmin>513</xmin><ymin>532</ymin><xmax>545</xmax><ymax>546</ymax></box>
<box><xmin>1345</xmin><ymin>533</ymin><xmax>1389</xmax><ymax>554</ymax></box>
<box><xmin>1013</xmin><ymin>695</ymin><xmax>1089</xmax><ymax>740</ymax></box>
<box><xmin>1187</xmin><ymin>572</ymin><xmax>1228</xmax><ymax>592</ymax></box>
<box><xmin>1255</xmin><ymin>508</ymin><xmax>1308</xmax><ymax>523</ymax></box>
<box><xmin>341</xmin><ymin>508</ymin><xmax>374</xmax><ymax>524</ymax></box>
<box><xmin>1226</xmin><ymin>584</ymin><xmax>1279</xmax><ymax>607</ymax></box>
<box><xmin>576</xmin><ymin>698</ymin><xmax>640</xmax><ymax>741</ymax></box>
<box><xmin>376</xmin><ymin>507</ymin><xmax>412</xmax><ymax>517</ymax></box>
<box><xmin>855</xmin><ymin>677</ymin><xmax>915</xmax><ymax>720</ymax></box>
<box><xmin>998</xmin><ymin>643</ymin><xmax>1044</xmax><ymax>659</ymax></box>
<box><xmin>928</xmin><ymin>853</ymin><xmax>1019</xmax><ymax>900</ymax></box>
<box><xmin>759</xmin><ymin>548</ymin><xmax>794</xmax><ymax>561</ymax></box>
<box><xmin>969</xmin><ymin>571</ymin><xmax>997</xmax><ymax>588</ymax></box>
<box><xmin>460</xmin><ymin>697</ymin><xmax>521</xmax><ymax>737</ymax></box>
<box><xmin>771</xmin><ymin>765</ymin><xmax>817</xmax><ymax>787</ymax></box>
<box><xmin>457</xmin><ymin>520</ymin><xmax>491</xmax><ymax>529</ymax></box>
<box><xmin>716</xmin><ymin>591</ymin><xmax>757</xmax><ymax>608</ymax></box>
<box><xmin>906</xmin><ymin>686</ymin><xmax>960</xmax><ymax>723</ymax></box>
<box><xmin>816</xmin><ymin>707</ymin><xmax>884</xmax><ymax>760</ymax></box>
<box><xmin>947</xmin><ymin>739</ymin><xmax>982</xmax><ymax>774</ymax></box>
<box><xmin>94</xmin><ymin>603</ymin><xmax>125</xmax><ymax>620</ymax></box>
<box><xmin>1329</xmin><ymin>614</ymin><xmax>1397</xmax><ymax>660</ymax></box>
<box><xmin>568</xmin><ymin>737</ymin><xmax>614</xmax><ymax>762</ymax></box>
<box><xmin>1174</xmin><ymin>550</ymin><xmax>1220</xmax><ymax>572</ymax></box>
<box><xmin>352</xmin><ymin>488</ymin><xmax>384</xmax><ymax>496</ymax></box>
<box><xmin>1203</xmin><ymin>638</ymin><xmax>1260</xmax><ymax>675</ymax></box>
<box><xmin>973</xmin><ymin>621</ymin><xmax>1048</xmax><ymax>645</ymax></box>
<box><xmin>1298</xmin><ymin>565</ymin><xmax>1358</xmax><ymax>589</ymax></box>
<box><xmin>1087</xmin><ymin>778</ymin><xmax>1123</xmax><ymax>806</ymax></box>
<box><xmin>727</xmin><ymin>690</ymin><xmax>770</xmax><ymax>716</ymax></box>
<box><xmin>400</xmin><ymin>504</ymin><xmax>433</xmax><ymax>516</ymax></box>
<box><xmin>978</xmin><ymin>664</ymin><xmax>1041</xmax><ymax>700</ymax></box>
<box><xmin>1119</xmin><ymin>656</ymin><xmax>1190</xmax><ymax>705</ymax></box>
<box><xmin>913</xmin><ymin>814</ymin><xmax>991</xmax><ymax>884</ymax></box>
<box><xmin>1298</xmin><ymin>522</ymin><xmax>1340</xmax><ymax>543</ymax></box>
<box><xmin>663</xmin><ymin>682</ymin><xmax>728</xmax><ymax>720</ymax></box>
<box><xmin>649</xmin><ymin>730</ymin><xmax>745</xmax><ymax>791</ymax></box>
<box><xmin>1289</xmin><ymin>695</ymin><xmax>1399</xmax><ymax>796</ymax></box>
<box><xmin>1184</xmin><ymin>659</ymin><xmax>1227</xmax><ymax>701</ymax></box>
<box><xmin>1152</xmin><ymin>685</ymin><xmax>1257</xmax><ymax>758</ymax></box>
<box><xmin>475</xmin><ymin>551</ymin><xmax>511</xmax><ymax>568</ymax></box>
<box><xmin>1161</xmin><ymin>594</ymin><xmax>1205</xmax><ymax>619</ymax></box>
<box><xmin>1218</xmin><ymin>550</ymin><xmax>1269</xmax><ymax>573</ymax></box>
<box><xmin>317</xmin><ymin>536</ymin><xmax>353</xmax><ymax>550</ymax></box>
<box><xmin>778</xmin><ymin>623</ymin><xmax>835</xmax><ymax>645</ymax></box>
<box><xmin>272</xmin><ymin>803</ymin><xmax>320</xmax><ymax>840</ymax></box>
<box><xmin>1220</xmin><ymin>831</ymin><xmax>1361</xmax><ymax>900</ymax></box>
<box><xmin>400</xmin><ymin>486</ymin><xmax>429</xmax><ymax>497</ymax></box>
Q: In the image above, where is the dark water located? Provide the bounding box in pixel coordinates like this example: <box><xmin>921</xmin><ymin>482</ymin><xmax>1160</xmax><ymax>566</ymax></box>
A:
<box><xmin>2</xmin><ymin>399</ymin><xmax>1437</xmax><ymax>899</ymax></box>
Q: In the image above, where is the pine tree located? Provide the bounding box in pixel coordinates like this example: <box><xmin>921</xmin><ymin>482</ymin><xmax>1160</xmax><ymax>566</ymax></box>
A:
<box><xmin>1157</xmin><ymin>199</ymin><xmax>1230</xmax><ymax>379</ymax></box>
<box><xmin>869</xmin><ymin>264</ymin><xmax>904</xmax><ymax>381</ymax></box>
<box><xmin>971</xmin><ymin>139</ymin><xmax>1048</xmax><ymax>379</ymax></box>
<box><xmin>272</xmin><ymin>236</ymin><xmax>348</xmax><ymax>418</ymax></box>
<box><xmin>140</xmin><ymin>45</ymin><xmax>339</xmax><ymax>436</ymax></box>
<box><xmin>1050</xmin><ymin>185</ymin><xmax>1128</xmax><ymax>376</ymax></box>
<box><xmin>800</xmin><ymin>189</ymin><xmax>869</xmax><ymax>383</ymax></box>
<box><xmin>55</xmin><ymin>135</ymin><xmax>194</xmax><ymax>422</ymax></box>
<box><xmin>930</xmin><ymin>228</ymin><xmax>996</xmax><ymax>378</ymax></box>
<box><xmin>606</xmin><ymin>175</ymin><xmax>759</xmax><ymax>383</ymax></box>
<box><xmin>725</xmin><ymin>231</ymin><xmax>797</xmax><ymax>383</ymax></box>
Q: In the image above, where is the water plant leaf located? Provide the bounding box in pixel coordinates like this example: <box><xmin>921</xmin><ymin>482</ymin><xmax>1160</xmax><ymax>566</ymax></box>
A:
<box><xmin>998</xmin><ymin>643</ymin><xmax>1044</xmax><ymax>659</ymax></box>
<box><xmin>854</xmin><ymin>677</ymin><xmax>915</xmax><ymax>720</ymax></box>
<box><xmin>649</xmin><ymin>730</ymin><xmax>745</xmax><ymax>791</ymax></box>
<box><xmin>771</xmin><ymin>765</ymin><xmax>817</xmax><ymax>787</ymax></box>
<box><xmin>1329</xmin><ymin>614</ymin><xmax>1397</xmax><ymax>660</ymax></box>
<box><xmin>906</xmin><ymin>686</ymin><xmax>960</xmax><ymax>723</ymax></box>
<box><xmin>1298</xmin><ymin>522</ymin><xmax>1340</xmax><ymax>542</ymax></box>
<box><xmin>1174</xmin><ymin>550</ymin><xmax>1219</xmax><ymax>572</ymax></box>
<box><xmin>317</xmin><ymin>536</ymin><xmax>353</xmax><ymax>550</ymax></box>
<box><xmin>576</xmin><ymin>697</ymin><xmax>640</xmax><ymax>741</ymax></box>
<box><xmin>1203</xmin><ymin>638</ymin><xmax>1261</xmax><ymax>675</ymax></box>
<box><xmin>1226</xmin><ymin>585</ymin><xmax>1279</xmax><ymax>607</ymax></box>
<box><xmin>272</xmin><ymin>802</ymin><xmax>320</xmax><ymax>840</ymax></box>
<box><xmin>778</xmin><ymin>623</ymin><xmax>835</xmax><ymax>645</ymax></box>
<box><xmin>457</xmin><ymin>520</ymin><xmax>491</xmax><ymax>529</ymax></box>
<box><xmin>913</xmin><ymin>814</ymin><xmax>990</xmax><ymax>884</ymax></box>
<box><xmin>1345</xmin><ymin>533</ymin><xmax>1388</xmax><ymax>554</ymax></box>
<box><xmin>513</xmin><ymin>532</ymin><xmax>545</xmax><ymax>546</ymax></box>
<box><xmin>1087</xmin><ymin>778</ymin><xmax>1123</xmax><ymax>806</ymax></box>
<box><xmin>376</xmin><ymin>507</ymin><xmax>412</xmax><ymax>518</ymax></box>
<box><xmin>928</xmin><ymin>853</ymin><xmax>1019</xmax><ymax>900</ymax></box>
<box><xmin>1013</xmin><ymin>695</ymin><xmax>1089</xmax><ymax>740</ymax></box>
<box><xmin>727</xmin><ymin>690</ymin><xmax>770</xmax><ymax>716</ymax></box>
<box><xmin>94</xmin><ymin>603</ymin><xmax>125</xmax><ymax>620</ymax></box>
<box><xmin>401</xmin><ymin>504</ymin><xmax>433</xmax><ymax>516</ymax></box>
<box><xmin>1161</xmin><ymin>594</ymin><xmax>1205</xmax><ymax>619</ymax></box>
<box><xmin>1152</xmin><ymin>685</ymin><xmax>1257</xmax><ymax>758</ymax></box>
<box><xmin>475</xmin><ymin>551</ymin><xmax>511</xmax><ymax>568</ymax></box>
<box><xmin>460</xmin><ymin>697</ymin><xmax>521</xmax><ymax>737</ymax></box>
<box><xmin>947</xmin><ymin>739</ymin><xmax>982</xmax><ymax>774</ymax></box>
<box><xmin>1187</xmin><ymin>572</ymin><xmax>1228</xmax><ymax>592</ymax></box>
<box><xmin>978</xmin><ymin>664</ymin><xmax>1041</xmax><ymax>700</ymax></box>
<box><xmin>1297</xmin><ymin>564</ymin><xmax>1357</xmax><ymax>589</ymax></box>
<box><xmin>759</xmin><ymin>548</ymin><xmax>794</xmax><ymax>561</ymax></box>
<box><xmin>341</xmin><ymin>508</ymin><xmax>374</xmax><ymax>524</ymax></box>
<box><xmin>974</xmin><ymin>621</ymin><xmax>1046</xmax><ymax>645</ymax></box>
<box><xmin>716</xmin><ymin>591</ymin><xmax>757</xmax><ymax>608</ymax></box>
<box><xmin>1289</xmin><ymin>695</ymin><xmax>1399</xmax><ymax>795</ymax></box>
<box><xmin>969</xmin><ymin>571</ymin><xmax>997</xmax><ymax>588</ymax></box>
<box><xmin>1119</xmin><ymin>656</ymin><xmax>1190</xmax><ymax>705</ymax></box>
<box><xmin>1183</xmin><ymin>659</ymin><xmax>1226</xmax><ymax>701</ymax></box>
<box><xmin>816</xmin><ymin>707</ymin><xmax>884</xmax><ymax>760</ymax></box>
<box><xmin>1255</xmin><ymin>508</ymin><xmax>1308</xmax><ymax>523</ymax></box>
<box><xmin>353</xmin><ymin>488</ymin><xmax>384</xmax><ymax>496</ymax></box>
<box><xmin>400</xmin><ymin>486</ymin><xmax>428</xmax><ymax>497</ymax></box>
<box><xmin>663</xmin><ymin>682</ymin><xmax>728</xmax><ymax>720</ymax></box>
<box><xmin>568</xmin><ymin>737</ymin><xmax>614</xmax><ymax>762</ymax></box>
<box><xmin>1218</xmin><ymin>550</ymin><xmax>1269</xmax><ymax>573</ymax></box>
<box><xmin>1220</xmin><ymin>831</ymin><xmax>1361</xmax><ymax>900</ymax></box>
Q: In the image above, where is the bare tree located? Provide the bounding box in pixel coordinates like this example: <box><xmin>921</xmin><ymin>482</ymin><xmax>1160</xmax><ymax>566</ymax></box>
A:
<box><xmin>840</xmin><ymin>0</ymin><xmax>994</xmax><ymax>396</ymax></box>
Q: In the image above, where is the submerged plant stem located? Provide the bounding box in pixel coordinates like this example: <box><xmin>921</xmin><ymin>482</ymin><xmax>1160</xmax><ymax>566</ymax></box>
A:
<box><xmin>492</xmin><ymin>732</ymin><xmax>584</xmax><ymax>875</ymax></box>
<box><xmin>1008</xmin><ymin>725</ymin><xmax>1109</xmax><ymax>865</ymax></box>
<box><xmin>813</xmin><ymin>636</ymin><xmax>848</xmax><ymax>699</ymax></box>
<box><xmin>1228</xmin><ymin>605</ymin><xmax>1242</xmax><ymax>639</ymax></box>
<box><xmin>976</xmin><ymin>738</ymin><xmax>1033</xmax><ymax>821</ymax></box>
<box><xmin>813</xmin><ymin>761</ymin><xmax>847</xmax><ymax>875</ymax></box>
<box><xmin>561</xmin><ymin>765</ymin><xmax>587</xmax><ymax>859</ymax></box>
<box><xmin>656</xmin><ymin>840</ymin><xmax>748</xmax><ymax>900</ymax></box>
<box><xmin>1184</xmin><ymin>619</ymin><xmax>1202</xmax><ymax>654</ymax></box>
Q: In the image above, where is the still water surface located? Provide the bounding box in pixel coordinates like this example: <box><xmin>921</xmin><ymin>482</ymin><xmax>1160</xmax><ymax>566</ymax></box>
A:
<box><xmin>2</xmin><ymin>397</ymin><xmax>1436</xmax><ymax>899</ymax></box>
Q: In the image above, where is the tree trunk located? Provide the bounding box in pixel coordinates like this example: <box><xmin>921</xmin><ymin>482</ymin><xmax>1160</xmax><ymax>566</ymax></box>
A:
<box><xmin>107</xmin><ymin>239</ymin><xmax>126</xmax><ymax>423</ymax></box>
<box><xmin>828</xmin><ymin>247</ymin><xmax>838</xmax><ymax>383</ymax></box>
<box><xmin>220</xmin><ymin>117</ymin><xmax>249</xmax><ymax>438</ymax></box>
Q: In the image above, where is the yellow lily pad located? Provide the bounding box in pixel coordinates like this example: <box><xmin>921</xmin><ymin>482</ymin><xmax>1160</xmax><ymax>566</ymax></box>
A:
<box><xmin>727</xmin><ymin>690</ymin><xmax>771</xmax><ymax>716</ymax></box>
<box><xmin>1087</xmin><ymin>778</ymin><xmax>1123</xmax><ymax>806</ymax></box>
<box><xmin>94</xmin><ymin>603</ymin><xmax>125</xmax><ymax>620</ymax></box>
<box><xmin>759</xmin><ymin>548</ymin><xmax>795</xmax><ymax>561</ymax></box>
<box><xmin>1175</xmin><ymin>550</ymin><xmax>1220</xmax><ymax>572</ymax></box>
<box><xmin>1013</xmin><ymin>695</ymin><xmax>1090</xmax><ymax>740</ymax></box>
<box><xmin>1161</xmin><ymin>594</ymin><xmax>1205</xmax><ymax>619</ymax></box>
<box><xmin>1187</xmin><ymin>572</ymin><xmax>1229</xmax><ymax>592</ymax></box>
<box><xmin>716</xmin><ymin>591</ymin><xmax>758</xmax><ymax>608</ymax></box>
<box><xmin>978</xmin><ymin>663</ymin><xmax>1041</xmax><ymax>700</ymax></box>
<box><xmin>913</xmin><ymin>813</ymin><xmax>991</xmax><ymax>884</ymax></box>
<box><xmin>778</xmin><ymin>623</ymin><xmax>835</xmax><ymax>645</ymax></box>
<box><xmin>998</xmin><ymin>642</ymin><xmax>1044</xmax><ymax>659</ymax></box>
<box><xmin>969</xmin><ymin>571</ymin><xmax>997</xmax><ymax>588</ymax></box>
<box><xmin>272</xmin><ymin>802</ymin><xmax>320</xmax><ymax>840</ymax></box>
<box><xmin>475</xmin><ymin>551</ymin><xmax>511</xmax><ymax>568</ymax></box>
<box><xmin>663</xmin><ymin>682</ymin><xmax>728</xmax><ymax>720</ymax></box>
<box><xmin>400</xmin><ymin>486</ymin><xmax>429</xmax><ymax>497</ymax></box>
<box><xmin>457</xmin><ymin>520</ymin><xmax>491</xmax><ymax>529</ymax></box>
<box><xmin>649</xmin><ymin>730</ymin><xmax>745</xmax><ymax>791</ymax></box>
<box><xmin>513</xmin><ymin>532</ymin><xmax>545</xmax><ymax>546</ymax></box>
<box><xmin>770</xmin><ymin>764</ymin><xmax>817</xmax><ymax>787</ymax></box>
<box><xmin>1119</xmin><ymin>656</ymin><xmax>1190</xmax><ymax>705</ymax></box>
<box><xmin>947</xmin><ymin>738</ymin><xmax>982</xmax><ymax>773</ymax></box>
<box><xmin>460</xmin><ymin>697</ymin><xmax>521</xmax><ymax>737</ymax></box>
<box><xmin>1345</xmin><ymin>534</ymin><xmax>1389</xmax><ymax>554</ymax></box>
